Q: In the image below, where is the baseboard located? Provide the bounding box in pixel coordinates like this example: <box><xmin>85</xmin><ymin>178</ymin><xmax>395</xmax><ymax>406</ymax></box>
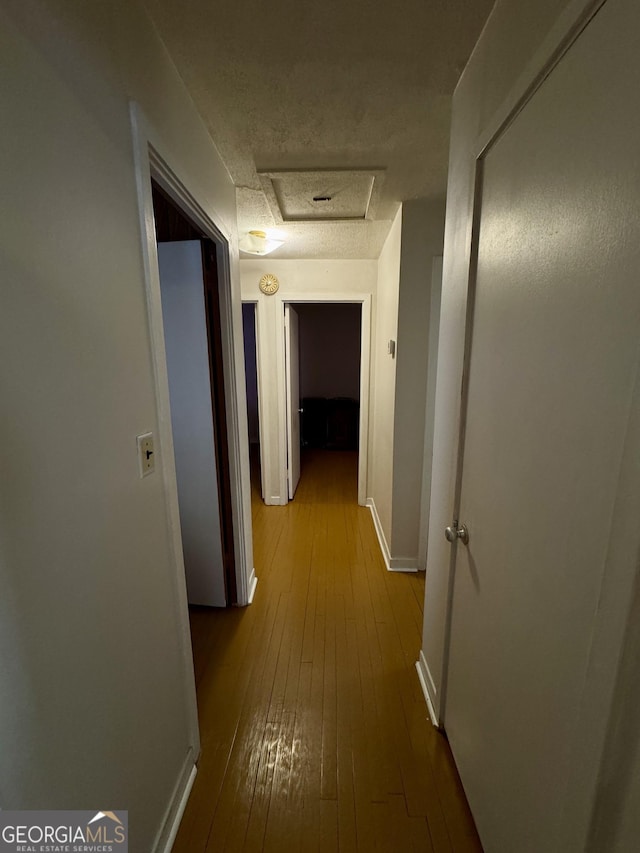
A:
<box><xmin>153</xmin><ymin>756</ymin><xmax>197</xmax><ymax>853</ymax></box>
<box><xmin>389</xmin><ymin>555</ymin><xmax>419</xmax><ymax>573</ymax></box>
<box><xmin>366</xmin><ymin>499</ymin><xmax>419</xmax><ymax>573</ymax></box>
<box><xmin>367</xmin><ymin>499</ymin><xmax>392</xmax><ymax>570</ymax></box>
<box><xmin>416</xmin><ymin>650</ymin><xmax>442</xmax><ymax>729</ymax></box>
<box><xmin>247</xmin><ymin>568</ymin><xmax>258</xmax><ymax>604</ymax></box>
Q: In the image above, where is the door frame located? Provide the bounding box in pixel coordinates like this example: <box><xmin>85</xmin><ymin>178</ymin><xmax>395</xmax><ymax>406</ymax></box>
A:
<box><xmin>274</xmin><ymin>293</ymin><xmax>372</xmax><ymax>506</ymax></box>
<box><xmin>425</xmin><ymin>0</ymin><xmax>640</xmax><ymax>845</ymax></box>
<box><xmin>130</xmin><ymin>102</ymin><xmax>255</xmax><ymax>668</ymax></box>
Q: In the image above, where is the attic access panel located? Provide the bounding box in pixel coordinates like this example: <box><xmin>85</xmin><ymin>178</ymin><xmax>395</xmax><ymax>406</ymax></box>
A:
<box><xmin>258</xmin><ymin>169</ymin><xmax>384</xmax><ymax>223</ymax></box>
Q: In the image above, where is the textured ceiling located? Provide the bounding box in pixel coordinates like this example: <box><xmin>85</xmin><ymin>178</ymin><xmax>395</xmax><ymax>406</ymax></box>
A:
<box><xmin>259</xmin><ymin>169</ymin><xmax>383</xmax><ymax>222</ymax></box>
<box><xmin>143</xmin><ymin>0</ymin><xmax>495</xmax><ymax>259</ymax></box>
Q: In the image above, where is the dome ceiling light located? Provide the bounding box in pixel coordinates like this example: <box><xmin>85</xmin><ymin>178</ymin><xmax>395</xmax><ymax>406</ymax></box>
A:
<box><xmin>239</xmin><ymin>229</ymin><xmax>284</xmax><ymax>256</ymax></box>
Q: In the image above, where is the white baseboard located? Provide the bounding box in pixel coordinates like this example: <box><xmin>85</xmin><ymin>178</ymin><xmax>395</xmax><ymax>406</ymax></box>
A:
<box><xmin>416</xmin><ymin>650</ymin><xmax>441</xmax><ymax>729</ymax></box>
<box><xmin>247</xmin><ymin>568</ymin><xmax>258</xmax><ymax>604</ymax></box>
<box><xmin>388</xmin><ymin>556</ymin><xmax>419</xmax><ymax>573</ymax></box>
<box><xmin>153</xmin><ymin>758</ymin><xmax>197</xmax><ymax>853</ymax></box>
<box><xmin>367</xmin><ymin>498</ymin><xmax>391</xmax><ymax>570</ymax></box>
<box><xmin>366</xmin><ymin>499</ymin><xmax>419</xmax><ymax>573</ymax></box>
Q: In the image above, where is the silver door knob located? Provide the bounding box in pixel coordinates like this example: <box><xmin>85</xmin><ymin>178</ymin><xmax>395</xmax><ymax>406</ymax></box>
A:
<box><xmin>445</xmin><ymin>523</ymin><xmax>469</xmax><ymax>546</ymax></box>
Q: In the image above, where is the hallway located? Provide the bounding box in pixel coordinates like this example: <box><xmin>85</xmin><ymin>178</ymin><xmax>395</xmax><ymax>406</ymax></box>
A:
<box><xmin>173</xmin><ymin>451</ymin><xmax>481</xmax><ymax>852</ymax></box>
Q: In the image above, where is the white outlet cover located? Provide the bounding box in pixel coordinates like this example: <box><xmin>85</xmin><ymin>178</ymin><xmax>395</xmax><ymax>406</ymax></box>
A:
<box><xmin>136</xmin><ymin>432</ymin><xmax>155</xmax><ymax>477</ymax></box>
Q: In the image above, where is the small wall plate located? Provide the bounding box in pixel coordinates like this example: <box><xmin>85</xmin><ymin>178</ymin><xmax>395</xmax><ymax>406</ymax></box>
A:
<box><xmin>136</xmin><ymin>432</ymin><xmax>155</xmax><ymax>477</ymax></box>
<box><xmin>259</xmin><ymin>273</ymin><xmax>279</xmax><ymax>295</ymax></box>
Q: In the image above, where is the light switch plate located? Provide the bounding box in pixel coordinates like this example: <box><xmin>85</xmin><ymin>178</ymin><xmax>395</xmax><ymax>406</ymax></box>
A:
<box><xmin>137</xmin><ymin>432</ymin><xmax>155</xmax><ymax>477</ymax></box>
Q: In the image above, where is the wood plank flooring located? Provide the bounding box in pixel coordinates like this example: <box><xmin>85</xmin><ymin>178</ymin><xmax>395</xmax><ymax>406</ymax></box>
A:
<box><xmin>173</xmin><ymin>450</ymin><xmax>482</xmax><ymax>852</ymax></box>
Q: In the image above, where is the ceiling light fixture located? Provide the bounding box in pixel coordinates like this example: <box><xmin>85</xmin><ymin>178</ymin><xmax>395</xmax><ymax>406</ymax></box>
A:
<box><xmin>239</xmin><ymin>229</ymin><xmax>284</xmax><ymax>256</ymax></box>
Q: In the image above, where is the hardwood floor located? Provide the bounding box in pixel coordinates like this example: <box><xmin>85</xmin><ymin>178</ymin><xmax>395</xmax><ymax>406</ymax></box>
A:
<box><xmin>173</xmin><ymin>450</ymin><xmax>482</xmax><ymax>852</ymax></box>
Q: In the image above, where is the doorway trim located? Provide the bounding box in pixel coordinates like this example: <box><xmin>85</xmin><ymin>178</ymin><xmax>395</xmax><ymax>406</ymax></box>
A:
<box><xmin>130</xmin><ymin>107</ymin><xmax>254</xmax><ymax>610</ymax></box>
<box><xmin>129</xmin><ymin>103</ymin><xmax>255</xmax><ymax>796</ymax></box>
<box><xmin>273</xmin><ymin>292</ymin><xmax>372</xmax><ymax>506</ymax></box>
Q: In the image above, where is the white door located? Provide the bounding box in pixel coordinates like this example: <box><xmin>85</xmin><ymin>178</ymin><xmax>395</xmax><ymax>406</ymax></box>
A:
<box><xmin>157</xmin><ymin>241</ymin><xmax>226</xmax><ymax>607</ymax></box>
<box><xmin>445</xmin><ymin>2</ymin><xmax>640</xmax><ymax>850</ymax></box>
<box><xmin>285</xmin><ymin>304</ymin><xmax>301</xmax><ymax>499</ymax></box>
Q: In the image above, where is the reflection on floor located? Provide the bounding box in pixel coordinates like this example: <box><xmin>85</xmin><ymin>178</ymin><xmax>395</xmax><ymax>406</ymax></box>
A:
<box><xmin>175</xmin><ymin>450</ymin><xmax>481</xmax><ymax>852</ymax></box>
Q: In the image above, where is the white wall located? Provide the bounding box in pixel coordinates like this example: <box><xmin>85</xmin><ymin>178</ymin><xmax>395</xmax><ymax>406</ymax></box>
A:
<box><xmin>0</xmin><ymin>1</ymin><xmax>251</xmax><ymax>848</ymax></box>
<box><xmin>368</xmin><ymin>209</ymin><xmax>403</xmax><ymax>545</ymax></box>
<box><xmin>240</xmin><ymin>259</ymin><xmax>377</xmax><ymax>504</ymax></box>
<box><xmin>390</xmin><ymin>199</ymin><xmax>445</xmax><ymax>568</ymax></box>
<box><xmin>366</xmin><ymin>201</ymin><xmax>445</xmax><ymax>571</ymax></box>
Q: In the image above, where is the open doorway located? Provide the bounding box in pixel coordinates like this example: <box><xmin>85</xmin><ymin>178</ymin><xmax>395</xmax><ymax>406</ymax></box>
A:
<box><xmin>286</xmin><ymin>302</ymin><xmax>362</xmax><ymax>501</ymax></box>
<box><xmin>241</xmin><ymin>302</ymin><xmax>262</xmax><ymax>502</ymax></box>
<box><xmin>152</xmin><ymin>182</ymin><xmax>237</xmax><ymax>606</ymax></box>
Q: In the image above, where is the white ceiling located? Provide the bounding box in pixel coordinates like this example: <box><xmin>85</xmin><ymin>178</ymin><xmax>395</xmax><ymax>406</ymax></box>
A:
<box><xmin>143</xmin><ymin>0</ymin><xmax>495</xmax><ymax>259</ymax></box>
